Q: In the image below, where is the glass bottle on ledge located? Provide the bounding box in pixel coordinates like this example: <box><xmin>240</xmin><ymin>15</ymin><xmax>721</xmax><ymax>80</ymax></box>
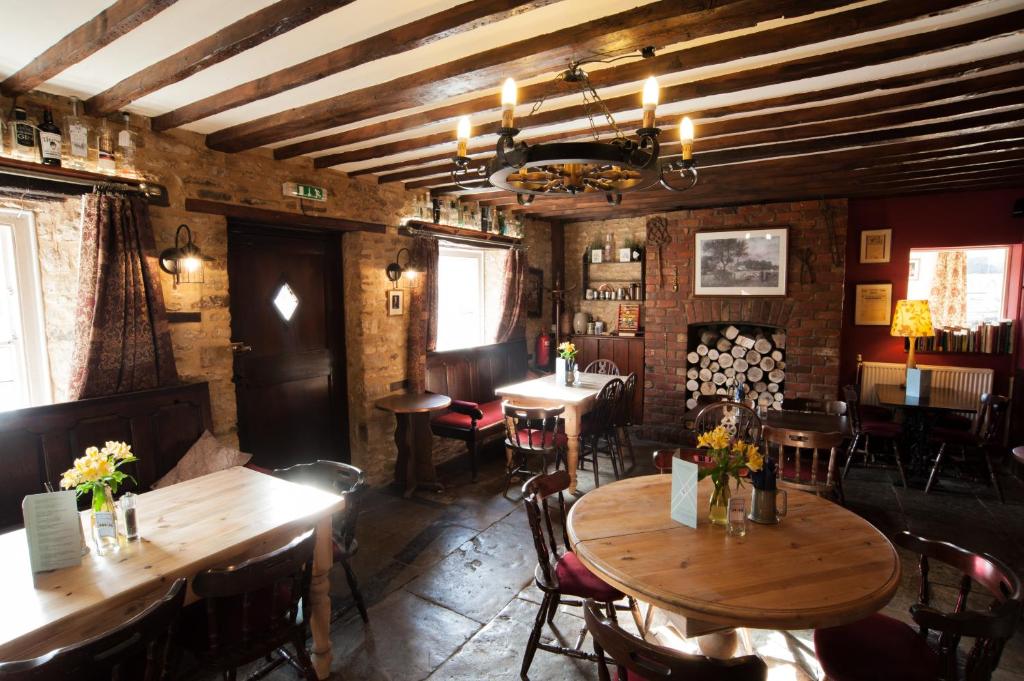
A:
<box><xmin>37</xmin><ymin>109</ymin><xmax>62</xmax><ymax>167</ymax></box>
<box><xmin>9</xmin><ymin>108</ymin><xmax>38</xmax><ymax>162</ymax></box>
<box><xmin>96</xmin><ymin>117</ymin><xmax>116</xmax><ymax>174</ymax></box>
<box><xmin>90</xmin><ymin>484</ymin><xmax>121</xmax><ymax>556</ymax></box>
<box><xmin>497</xmin><ymin>207</ymin><xmax>507</xmax><ymax>235</ymax></box>
<box><xmin>63</xmin><ymin>97</ymin><xmax>92</xmax><ymax>170</ymax></box>
<box><xmin>117</xmin><ymin>112</ymin><xmax>138</xmax><ymax>176</ymax></box>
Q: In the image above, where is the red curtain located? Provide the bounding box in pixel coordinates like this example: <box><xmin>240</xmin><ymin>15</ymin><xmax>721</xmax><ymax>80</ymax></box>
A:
<box><xmin>406</xmin><ymin>236</ymin><xmax>438</xmax><ymax>392</ymax></box>
<box><xmin>68</xmin><ymin>193</ymin><xmax>178</xmax><ymax>399</ymax></box>
<box><xmin>494</xmin><ymin>247</ymin><xmax>528</xmax><ymax>342</ymax></box>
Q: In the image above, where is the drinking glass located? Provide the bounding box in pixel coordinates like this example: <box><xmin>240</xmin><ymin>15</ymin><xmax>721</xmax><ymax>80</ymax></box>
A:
<box><xmin>727</xmin><ymin>496</ymin><xmax>747</xmax><ymax>537</ymax></box>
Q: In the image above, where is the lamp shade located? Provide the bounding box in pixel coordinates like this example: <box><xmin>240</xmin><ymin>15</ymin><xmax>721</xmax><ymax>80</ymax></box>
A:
<box><xmin>890</xmin><ymin>299</ymin><xmax>934</xmax><ymax>338</ymax></box>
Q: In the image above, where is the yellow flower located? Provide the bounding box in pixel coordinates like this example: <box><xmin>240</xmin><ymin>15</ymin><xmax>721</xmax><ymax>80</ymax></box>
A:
<box><xmin>60</xmin><ymin>471</ymin><xmax>81</xmax><ymax>489</ymax></box>
<box><xmin>697</xmin><ymin>426</ymin><xmax>730</xmax><ymax>451</ymax></box>
<box><xmin>746</xmin><ymin>446</ymin><xmax>764</xmax><ymax>472</ymax></box>
<box><xmin>103</xmin><ymin>441</ymin><xmax>133</xmax><ymax>460</ymax></box>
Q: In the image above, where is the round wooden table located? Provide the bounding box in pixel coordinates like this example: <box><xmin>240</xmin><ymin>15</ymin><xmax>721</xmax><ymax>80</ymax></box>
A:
<box><xmin>567</xmin><ymin>475</ymin><xmax>900</xmax><ymax>655</ymax></box>
<box><xmin>376</xmin><ymin>393</ymin><xmax>451</xmax><ymax>497</ymax></box>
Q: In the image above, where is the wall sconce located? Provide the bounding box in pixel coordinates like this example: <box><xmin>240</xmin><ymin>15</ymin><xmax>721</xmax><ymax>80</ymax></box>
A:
<box><xmin>385</xmin><ymin>248</ymin><xmax>419</xmax><ymax>288</ymax></box>
<box><xmin>159</xmin><ymin>224</ymin><xmax>211</xmax><ymax>286</ymax></box>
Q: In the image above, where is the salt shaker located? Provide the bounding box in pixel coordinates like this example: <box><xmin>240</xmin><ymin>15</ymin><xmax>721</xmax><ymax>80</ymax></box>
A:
<box><xmin>121</xmin><ymin>492</ymin><xmax>139</xmax><ymax>541</ymax></box>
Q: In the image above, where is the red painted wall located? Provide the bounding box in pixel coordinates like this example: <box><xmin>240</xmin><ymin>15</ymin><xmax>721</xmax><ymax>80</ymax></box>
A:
<box><xmin>840</xmin><ymin>188</ymin><xmax>1024</xmax><ymax>394</ymax></box>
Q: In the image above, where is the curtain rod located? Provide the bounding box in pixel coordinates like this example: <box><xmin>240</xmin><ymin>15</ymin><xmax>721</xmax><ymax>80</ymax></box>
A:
<box><xmin>0</xmin><ymin>164</ymin><xmax>168</xmax><ymax>205</ymax></box>
<box><xmin>400</xmin><ymin>225</ymin><xmax>527</xmax><ymax>251</ymax></box>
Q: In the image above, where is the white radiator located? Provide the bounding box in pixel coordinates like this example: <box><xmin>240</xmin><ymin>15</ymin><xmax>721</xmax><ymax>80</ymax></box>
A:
<box><xmin>859</xmin><ymin>361</ymin><xmax>993</xmax><ymax>418</ymax></box>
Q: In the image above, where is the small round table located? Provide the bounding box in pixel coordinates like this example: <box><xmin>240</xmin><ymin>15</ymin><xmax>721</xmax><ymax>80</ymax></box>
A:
<box><xmin>376</xmin><ymin>393</ymin><xmax>451</xmax><ymax>498</ymax></box>
<box><xmin>567</xmin><ymin>475</ymin><xmax>900</xmax><ymax>656</ymax></box>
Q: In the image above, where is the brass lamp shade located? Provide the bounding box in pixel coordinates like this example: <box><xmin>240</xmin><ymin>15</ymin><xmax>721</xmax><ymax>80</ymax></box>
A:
<box><xmin>891</xmin><ymin>299</ymin><xmax>934</xmax><ymax>369</ymax></box>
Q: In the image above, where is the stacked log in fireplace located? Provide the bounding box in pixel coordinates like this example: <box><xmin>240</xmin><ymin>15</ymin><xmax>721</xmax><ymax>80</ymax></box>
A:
<box><xmin>685</xmin><ymin>324</ymin><xmax>786</xmax><ymax>411</ymax></box>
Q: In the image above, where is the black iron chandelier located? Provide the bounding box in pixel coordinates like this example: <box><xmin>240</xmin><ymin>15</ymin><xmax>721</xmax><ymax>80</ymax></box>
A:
<box><xmin>450</xmin><ymin>53</ymin><xmax>697</xmax><ymax>206</ymax></box>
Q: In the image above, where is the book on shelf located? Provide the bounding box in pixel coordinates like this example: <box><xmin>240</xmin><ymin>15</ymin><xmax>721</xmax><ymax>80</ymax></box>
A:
<box><xmin>905</xmin><ymin>320</ymin><xmax>1016</xmax><ymax>355</ymax></box>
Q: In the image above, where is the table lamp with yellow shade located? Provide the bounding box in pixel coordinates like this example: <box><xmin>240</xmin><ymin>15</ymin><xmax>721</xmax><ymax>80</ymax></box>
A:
<box><xmin>891</xmin><ymin>299</ymin><xmax>934</xmax><ymax>398</ymax></box>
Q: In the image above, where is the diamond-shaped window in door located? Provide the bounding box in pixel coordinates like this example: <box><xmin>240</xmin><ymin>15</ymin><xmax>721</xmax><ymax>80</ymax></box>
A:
<box><xmin>273</xmin><ymin>283</ymin><xmax>299</xmax><ymax>322</ymax></box>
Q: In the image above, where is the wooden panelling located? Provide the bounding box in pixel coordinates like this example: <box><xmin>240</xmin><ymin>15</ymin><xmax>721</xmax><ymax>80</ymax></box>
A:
<box><xmin>573</xmin><ymin>335</ymin><xmax>645</xmax><ymax>424</ymax></box>
<box><xmin>425</xmin><ymin>337</ymin><xmax>529</xmax><ymax>404</ymax></box>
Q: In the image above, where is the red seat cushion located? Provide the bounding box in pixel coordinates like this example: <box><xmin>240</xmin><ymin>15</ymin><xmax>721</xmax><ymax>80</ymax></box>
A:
<box><xmin>433</xmin><ymin>399</ymin><xmax>504</xmax><ymax>430</ymax></box>
<box><xmin>928</xmin><ymin>427</ymin><xmax>976</xmax><ymax>446</ymax></box>
<box><xmin>512</xmin><ymin>428</ymin><xmax>568</xmax><ymax>449</ymax></box>
<box><xmin>814</xmin><ymin>613</ymin><xmax>940</xmax><ymax>681</ymax></box>
<box><xmin>619</xmin><ymin>669</ymin><xmax>649</xmax><ymax>681</ymax></box>
<box><xmin>861</xmin><ymin>420</ymin><xmax>903</xmax><ymax>439</ymax></box>
<box><xmin>781</xmin><ymin>455</ymin><xmax>832</xmax><ymax>483</ymax></box>
<box><xmin>935</xmin><ymin>413</ymin><xmax>972</xmax><ymax>431</ymax></box>
<box><xmin>555</xmin><ymin>552</ymin><xmax>623</xmax><ymax>601</ymax></box>
<box><xmin>860</xmin><ymin>405</ymin><xmax>893</xmax><ymax>422</ymax></box>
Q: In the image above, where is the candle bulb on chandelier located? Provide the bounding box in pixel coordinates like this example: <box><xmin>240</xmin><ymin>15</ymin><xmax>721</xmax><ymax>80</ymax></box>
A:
<box><xmin>501</xmin><ymin>78</ymin><xmax>517</xmax><ymax>129</ymax></box>
<box><xmin>680</xmin><ymin>116</ymin><xmax>695</xmax><ymax>161</ymax></box>
<box><xmin>641</xmin><ymin>76</ymin><xmax>659</xmax><ymax>129</ymax></box>
<box><xmin>456</xmin><ymin>116</ymin><xmax>471</xmax><ymax>158</ymax></box>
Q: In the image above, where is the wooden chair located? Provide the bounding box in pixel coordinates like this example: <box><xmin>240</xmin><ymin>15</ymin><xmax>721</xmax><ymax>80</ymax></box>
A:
<box><xmin>583</xmin><ymin>600</ymin><xmax>767</xmax><ymax>681</ymax></box>
<box><xmin>925</xmin><ymin>393</ymin><xmax>1009</xmax><ymax>501</ymax></box>
<box><xmin>578</xmin><ymin>378</ymin><xmax>625</xmax><ymax>488</ymax></box>
<box><xmin>815</xmin><ymin>531</ymin><xmax>1022</xmax><ymax>681</ymax></box>
<box><xmin>693</xmin><ymin>401</ymin><xmax>762</xmax><ymax>445</ymax></box>
<box><xmin>273</xmin><ymin>460</ymin><xmax>369</xmax><ymax>623</ymax></box>
<box><xmin>583</xmin><ymin>359</ymin><xmax>620</xmax><ymax>375</ymax></box>
<box><xmin>764</xmin><ymin>426</ymin><xmax>845</xmax><ymax>504</ymax></box>
<box><xmin>520</xmin><ymin>471</ymin><xmax>635</xmax><ymax>680</ymax></box>
<box><xmin>609</xmin><ymin>373</ymin><xmax>637</xmax><ymax>471</ymax></box>
<box><xmin>183</xmin><ymin>529</ymin><xmax>319</xmax><ymax>681</ymax></box>
<box><xmin>842</xmin><ymin>384</ymin><xmax>907</xmax><ymax>487</ymax></box>
<box><xmin>502</xmin><ymin>402</ymin><xmax>566</xmax><ymax>497</ymax></box>
<box><xmin>0</xmin><ymin>579</ymin><xmax>186</xmax><ymax>681</ymax></box>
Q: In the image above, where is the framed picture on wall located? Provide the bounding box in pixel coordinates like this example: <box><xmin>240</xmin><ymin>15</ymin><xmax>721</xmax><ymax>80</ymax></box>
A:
<box><xmin>854</xmin><ymin>283</ymin><xmax>892</xmax><ymax>325</ymax></box>
<box><xmin>860</xmin><ymin>228</ymin><xmax>892</xmax><ymax>264</ymax></box>
<box><xmin>387</xmin><ymin>289</ymin><xmax>405</xmax><ymax>316</ymax></box>
<box><xmin>694</xmin><ymin>227</ymin><xmax>788</xmax><ymax>296</ymax></box>
<box><xmin>525</xmin><ymin>267</ymin><xmax>543</xmax><ymax>318</ymax></box>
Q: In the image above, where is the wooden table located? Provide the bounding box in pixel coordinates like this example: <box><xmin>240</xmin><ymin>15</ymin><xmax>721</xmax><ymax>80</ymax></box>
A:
<box><xmin>0</xmin><ymin>467</ymin><xmax>344</xmax><ymax>679</ymax></box>
<box><xmin>496</xmin><ymin>373</ymin><xmax>619</xmax><ymax>494</ymax></box>
<box><xmin>376</xmin><ymin>392</ymin><xmax>452</xmax><ymax>497</ymax></box>
<box><xmin>682</xmin><ymin>407</ymin><xmax>851</xmax><ymax>437</ymax></box>
<box><xmin>567</xmin><ymin>475</ymin><xmax>900</xmax><ymax>653</ymax></box>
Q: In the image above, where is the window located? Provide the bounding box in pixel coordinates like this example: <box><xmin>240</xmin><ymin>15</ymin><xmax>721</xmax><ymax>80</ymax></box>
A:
<box><xmin>908</xmin><ymin>246</ymin><xmax>1009</xmax><ymax>327</ymax></box>
<box><xmin>0</xmin><ymin>209</ymin><xmax>51</xmax><ymax>411</ymax></box>
<box><xmin>435</xmin><ymin>243</ymin><xmax>508</xmax><ymax>351</ymax></box>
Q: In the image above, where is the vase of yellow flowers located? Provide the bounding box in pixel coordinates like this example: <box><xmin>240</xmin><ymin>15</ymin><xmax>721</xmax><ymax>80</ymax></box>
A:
<box><xmin>60</xmin><ymin>441</ymin><xmax>136</xmax><ymax>555</ymax></box>
<box><xmin>556</xmin><ymin>341</ymin><xmax>578</xmax><ymax>387</ymax></box>
<box><xmin>696</xmin><ymin>426</ymin><xmax>763</xmax><ymax>526</ymax></box>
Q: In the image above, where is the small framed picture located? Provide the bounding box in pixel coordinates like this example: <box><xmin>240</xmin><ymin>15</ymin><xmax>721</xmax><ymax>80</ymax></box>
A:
<box><xmin>860</xmin><ymin>228</ymin><xmax>892</xmax><ymax>264</ymax></box>
<box><xmin>854</xmin><ymin>283</ymin><xmax>892</xmax><ymax>326</ymax></box>
<box><xmin>908</xmin><ymin>258</ymin><xmax>920</xmax><ymax>281</ymax></box>
<box><xmin>525</xmin><ymin>267</ymin><xmax>543</xmax><ymax>318</ymax></box>
<box><xmin>618</xmin><ymin>247</ymin><xmax>631</xmax><ymax>263</ymax></box>
<box><xmin>590</xmin><ymin>248</ymin><xmax>603</xmax><ymax>264</ymax></box>
<box><xmin>387</xmin><ymin>289</ymin><xmax>404</xmax><ymax>316</ymax></box>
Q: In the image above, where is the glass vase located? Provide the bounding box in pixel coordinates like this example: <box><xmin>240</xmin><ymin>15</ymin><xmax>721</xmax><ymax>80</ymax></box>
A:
<box><xmin>90</xmin><ymin>484</ymin><xmax>120</xmax><ymax>555</ymax></box>
<box><xmin>709</xmin><ymin>476</ymin><xmax>730</xmax><ymax>526</ymax></box>
<box><xmin>565</xmin><ymin>359</ymin><xmax>576</xmax><ymax>386</ymax></box>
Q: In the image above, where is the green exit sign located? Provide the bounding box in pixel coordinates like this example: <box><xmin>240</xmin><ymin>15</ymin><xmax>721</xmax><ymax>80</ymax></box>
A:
<box><xmin>283</xmin><ymin>182</ymin><xmax>327</xmax><ymax>202</ymax></box>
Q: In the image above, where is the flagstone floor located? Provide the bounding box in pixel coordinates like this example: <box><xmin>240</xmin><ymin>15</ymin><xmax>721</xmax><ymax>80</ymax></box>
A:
<box><xmin>213</xmin><ymin>439</ymin><xmax>1024</xmax><ymax>681</ymax></box>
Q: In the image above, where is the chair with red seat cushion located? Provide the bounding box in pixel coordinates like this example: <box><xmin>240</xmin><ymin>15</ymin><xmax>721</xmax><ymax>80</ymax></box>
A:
<box><xmin>925</xmin><ymin>393</ymin><xmax>1008</xmax><ymax>501</ymax></box>
<box><xmin>520</xmin><ymin>471</ymin><xmax>636</xmax><ymax>680</ymax></box>
<box><xmin>430</xmin><ymin>398</ymin><xmax>505</xmax><ymax>480</ymax></box>
<box><xmin>842</xmin><ymin>385</ymin><xmax>907</xmax><ymax>487</ymax></box>
<box><xmin>502</xmin><ymin>402</ymin><xmax>566</xmax><ymax>498</ymax></box>
<box><xmin>815</xmin><ymin>530</ymin><xmax>1022</xmax><ymax>681</ymax></box>
<box><xmin>765</xmin><ymin>426</ymin><xmax>845</xmax><ymax>504</ymax></box>
<box><xmin>583</xmin><ymin>599</ymin><xmax>767</xmax><ymax>681</ymax></box>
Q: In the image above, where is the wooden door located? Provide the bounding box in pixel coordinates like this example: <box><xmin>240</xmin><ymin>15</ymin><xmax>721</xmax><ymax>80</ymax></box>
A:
<box><xmin>228</xmin><ymin>224</ymin><xmax>347</xmax><ymax>468</ymax></box>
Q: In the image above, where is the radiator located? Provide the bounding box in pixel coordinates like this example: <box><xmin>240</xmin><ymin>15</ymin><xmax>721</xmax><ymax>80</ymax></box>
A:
<box><xmin>859</xmin><ymin>361</ymin><xmax>994</xmax><ymax>418</ymax></box>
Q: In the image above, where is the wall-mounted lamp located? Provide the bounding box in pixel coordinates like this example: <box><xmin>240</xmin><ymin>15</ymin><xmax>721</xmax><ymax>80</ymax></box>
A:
<box><xmin>385</xmin><ymin>247</ymin><xmax>419</xmax><ymax>288</ymax></box>
<box><xmin>159</xmin><ymin>224</ymin><xmax>211</xmax><ymax>287</ymax></box>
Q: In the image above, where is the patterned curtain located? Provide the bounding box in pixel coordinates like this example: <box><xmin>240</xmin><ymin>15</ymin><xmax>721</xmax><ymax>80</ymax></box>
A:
<box><xmin>494</xmin><ymin>247</ymin><xmax>528</xmax><ymax>342</ymax></box>
<box><xmin>68</xmin><ymin>193</ymin><xmax>178</xmax><ymax>399</ymax></box>
<box><xmin>406</xmin><ymin>236</ymin><xmax>438</xmax><ymax>393</ymax></box>
<box><xmin>929</xmin><ymin>250</ymin><xmax>968</xmax><ymax>328</ymax></box>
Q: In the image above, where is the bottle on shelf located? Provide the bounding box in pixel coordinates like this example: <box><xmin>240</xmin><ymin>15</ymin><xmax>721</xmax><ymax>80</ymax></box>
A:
<box><xmin>448</xmin><ymin>200</ymin><xmax>458</xmax><ymax>227</ymax></box>
<box><xmin>63</xmin><ymin>97</ymin><xmax>91</xmax><ymax>170</ymax></box>
<box><xmin>604</xmin><ymin>232</ymin><xmax>615</xmax><ymax>262</ymax></box>
<box><xmin>9</xmin><ymin>108</ymin><xmax>38</xmax><ymax>162</ymax></box>
<box><xmin>37</xmin><ymin>109</ymin><xmax>62</xmax><ymax>167</ymax></box>
<box><xmin>497</xmin><ymin>207</ymin><xmax>507</xmax><ymax>235</ymax></box>
<box><xmin>116</xmin><ymin>112</ymin><xmax>138</xmax><ymax>175</ymax></box>
<box><xmin>96</xmin><ymin>117</ymin><xmax>116</xmax><ymax>174</ymax></box>
<box><xmin>431</xmin><ymin>197</ymin><xmax>441</xmax><ymax>224</ymax></box>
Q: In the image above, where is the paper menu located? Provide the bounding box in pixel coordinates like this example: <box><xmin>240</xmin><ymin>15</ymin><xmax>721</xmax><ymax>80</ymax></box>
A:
<box><xmin>670</xmin><ymin>457</ymin><xmax>699</xmax><ymax>529</ymax></box>
<box><xmin>22</xmin><ymin>491</ymin><xmax>83</xmax><ymax>574</ymax></box>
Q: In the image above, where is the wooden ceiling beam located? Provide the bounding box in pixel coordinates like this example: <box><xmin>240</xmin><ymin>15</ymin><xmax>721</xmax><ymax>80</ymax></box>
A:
<box><xmin>0</xmin><ymin>0</ymin><xmax>179</xmax><ymax>96</ymax></box>
<box><xmin>85</xmin><ymin>0</ymin><xmax>351</xmax><ymax>116</ymax></box>
<box><xmin>207</xmin><ymin>0</ymin><xmax>856</xmax><ymax>153</ymax></box>
<box><xmin>289</xmin><ymin>0</ymin><xmax>980</xmax><ymax>163</ymax></box>
<box><xmin>150</xmin><ymin>0</ymin><xmax>561</xmax><ymax>131</ymax></box>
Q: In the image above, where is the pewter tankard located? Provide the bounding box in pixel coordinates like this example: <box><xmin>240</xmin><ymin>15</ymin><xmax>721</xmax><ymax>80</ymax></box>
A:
<box><xmin>748</xmin><ymin>488</ymin><xmax>787</xmax><ymax>524</ymax></box>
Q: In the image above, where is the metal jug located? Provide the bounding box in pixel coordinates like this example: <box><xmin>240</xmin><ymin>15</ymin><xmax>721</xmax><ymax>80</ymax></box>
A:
<box><xmin>748</xmin><ymin>488</ymin><xmax>787</xmax><ymax>524</ymax></box>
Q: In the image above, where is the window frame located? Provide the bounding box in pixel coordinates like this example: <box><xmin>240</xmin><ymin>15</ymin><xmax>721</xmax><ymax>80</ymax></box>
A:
<box><xmin>907</xmin><ymin>244</ymin><xmax>1011</xmax><ymax>326</ymax></box>
<box><xmin>435</xmin><ymin>243</ymin><xmax>487</xmax><ymax>352</ymax></box>
<box><xmin>0</xmin><ymin>208</ymin><xmax>52</xmax><ymax>409</ymax></box>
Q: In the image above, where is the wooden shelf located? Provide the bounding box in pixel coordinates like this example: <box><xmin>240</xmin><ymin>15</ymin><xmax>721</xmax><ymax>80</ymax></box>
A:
<box><xmin>909</xmin><ymin>350</ymin><xmax>1013</xmax><ymax>357</ymax></box>
<box><xmin>402</xmin><ymin>219</ymin><xmax>521</xmax><ymax>245</ymax></box>
<box><xmin>0</xmin><ymin>155</ymin><xmax>168</xmax><ymax>205</ymax></box>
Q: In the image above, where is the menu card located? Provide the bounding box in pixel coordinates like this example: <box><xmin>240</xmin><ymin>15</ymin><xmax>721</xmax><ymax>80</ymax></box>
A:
<box><xmin>670</xmin><ymin>457</ymin><xmax>698</xmax><ymax>528</ymax></box>
<box><xmin>22</xmin><ymin>491</ymin><xmax>83</xmax><ymax>574</ymax></box>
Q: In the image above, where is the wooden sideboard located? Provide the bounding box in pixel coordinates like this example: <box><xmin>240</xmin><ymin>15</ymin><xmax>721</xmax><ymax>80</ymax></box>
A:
<box><xmin>572</xmin><ymin>335</ymin><xmax>645</xmax><ymax>424</ymax></box>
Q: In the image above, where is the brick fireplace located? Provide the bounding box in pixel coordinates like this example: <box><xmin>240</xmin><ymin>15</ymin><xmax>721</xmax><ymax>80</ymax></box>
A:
<box><xmin>640</xmin><ymin>200</ymin><xmax>848</xmax><ymax>442</ymax></box>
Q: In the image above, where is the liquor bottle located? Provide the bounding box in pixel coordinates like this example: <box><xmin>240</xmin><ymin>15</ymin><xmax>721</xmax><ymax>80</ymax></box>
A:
<box><xmin>116</xmin><ymin>112</ymin><xmax>138</xmax><ymax>175</ymax></box>
<box><xmin>431</xmin><ymin>197</ymin><xmax>441</xmax><ymax>224</ymax></box>
<box><xmin>37</xmin><ymin>109</ymin><xmax>62</xmax><ymax>167</ymax></box>
<box><xmin>604</xmin><ymin>232</ymin><xmax>614</xmax><ymax>262</ymax></box>
<box><xmin>97</xmin><ymin>117</ymin><xmax>116</xmax><ymax>173</ymax></box>
<box><xmin>63</xmin><ymin>97</ymin><xmax>91</xmax><ymax>170</ymax></box>
<box><xmin>9</xmin><ymin>108</ymin><xmax>37</xmax><ymax>162</ymax></box>
<box><xmin>497</xmin><ymin>208</ymin><xmax>507</xmax><ymax>235</ymax></box>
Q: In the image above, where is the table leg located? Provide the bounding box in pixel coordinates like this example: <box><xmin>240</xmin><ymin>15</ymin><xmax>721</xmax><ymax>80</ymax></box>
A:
<box><xmin>394</xmin><ymin>412</ymin><xmax>443</xmax><ymax>498</ymax></box>
<box><xmin>563</xmin><ymin>407</ymin><xmax>581</xmax><ymax>495</ymax></box>
<box><xmin>309</xmin><ymin>516</ymin><xmax>334</xmax><ymax>679</ymax></box>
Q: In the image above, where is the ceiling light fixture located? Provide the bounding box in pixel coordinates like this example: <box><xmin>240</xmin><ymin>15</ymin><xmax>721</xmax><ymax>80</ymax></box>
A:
<box><xmin>451</xmin><ymin>50</ymin><xmax>697</xmax><ymax>205</ymax></box>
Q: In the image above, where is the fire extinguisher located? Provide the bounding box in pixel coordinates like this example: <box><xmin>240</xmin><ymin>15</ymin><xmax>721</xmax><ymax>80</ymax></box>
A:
<box><xmin>535</xmin><ymin>332</ymin><xmax>552</xmax><ymax>370</ymax></box>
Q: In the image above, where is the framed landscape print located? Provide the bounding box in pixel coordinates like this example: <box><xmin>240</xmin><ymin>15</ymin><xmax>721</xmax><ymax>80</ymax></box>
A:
<box><xmin>854</xmin><ymin>283</ymin><xmax>892</xmax><ymax>325</ymax></box>
<box><xmin>694</xmin><ymin>227</ymin><xmax>788</xmax><ymax>296</ymax></box>
<box><xmin>525</xmin><ymin>267</ymin><xmax>543</xmax><ymax>318</ymax></box>
<box><xmin>860</xmin><ymin>228</ymin><xmax>892</xmax><ymax>264</ymax></box>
